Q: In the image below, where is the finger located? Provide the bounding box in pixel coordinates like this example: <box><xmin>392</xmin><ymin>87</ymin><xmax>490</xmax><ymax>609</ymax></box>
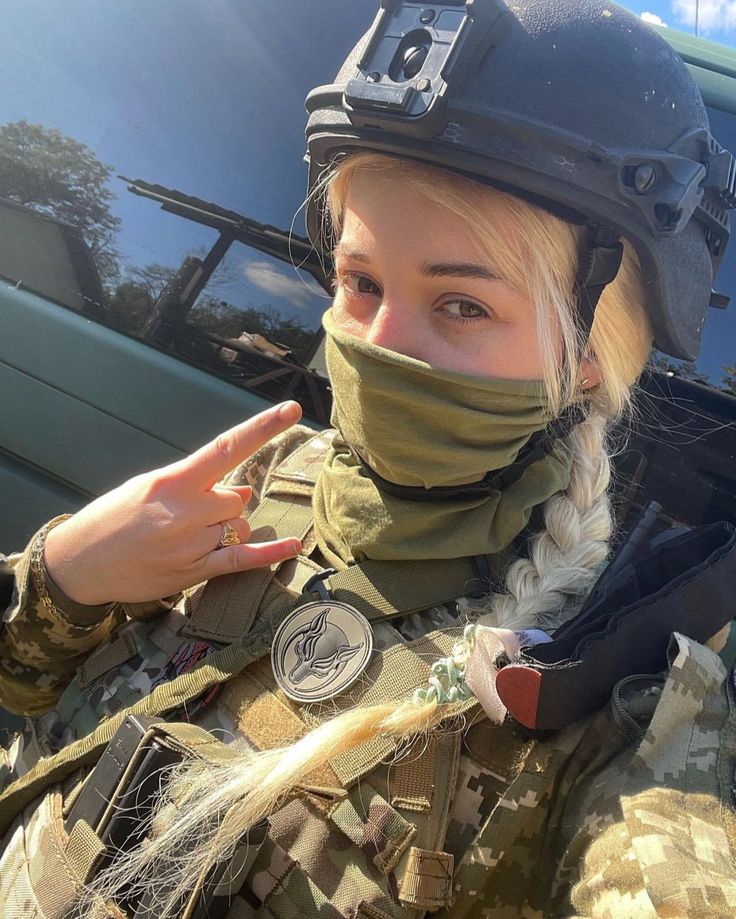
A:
<box><xmin>217</xmin><ymin>485</ymin><xmax>253</xmax><ymax>504</ymax></box>
<box><xmin>200</xmin><ymin>538</ymin><xmax>302</xmax><ymax>580</ymax></box>
<box><xmin>202</xmin><ymin>488</ymin><xmax>248</xmax><ymax>523</ymax></box>
<box><xmin>171</xmin><ymin>401</ymin><xmax>302</xmax><ymax>489</ymax></box>
<box><xmin>205</xmin><ymin>517</ymin><xmax>252</xmax><ymax>554</ymax></box>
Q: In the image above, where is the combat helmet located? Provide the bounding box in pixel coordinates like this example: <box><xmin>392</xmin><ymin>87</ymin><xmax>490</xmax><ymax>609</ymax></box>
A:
<box><xmin>305</xmin><ymin>0</ymin><xmax>736</xmax><ymax>360</ymax></box>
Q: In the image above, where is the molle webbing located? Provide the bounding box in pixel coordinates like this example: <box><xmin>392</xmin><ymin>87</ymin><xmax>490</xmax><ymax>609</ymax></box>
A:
<box><xmin>0</xmin><ymin>430</ymin><xmax>484</xmax><ymax>835</ymax></box>
<box><xmin>0</xmin><ymin>619</ymin><xmax>476</xmax><ymax>837</ymax></box>
<box><xmin>0</xmin><ymin>620</ymin><xmax>271</xmax><ymax>836</ymax></box>
<box><xmin>311</xmin><ymin>557</ymin><xmax>496</xmax><ymax>624</ymax></box>
<box><xmin>29</xmin><ymin>789</ymin><xmax>121</xmax><ymax>919</ymax></box>
<box><xmin>307</xmin><ymin>628</ymin><xmax>477</xmax><ymax>787</ymax></box>
<box><xmin>225</xmin><ymin>628</ymin><xmax>478</xmax><ymax>789</ymax></box>
<box><xmin>390</xmin><ymin>741</ymin><xmax>436</xmax><ymax>812</ymax></box>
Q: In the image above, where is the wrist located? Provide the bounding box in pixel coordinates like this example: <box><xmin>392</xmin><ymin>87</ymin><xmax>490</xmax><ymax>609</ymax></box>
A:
<box><xmin>42</xmin><ymin>517</ymin><xmax>114</xmax><ymax>611</ymax></box>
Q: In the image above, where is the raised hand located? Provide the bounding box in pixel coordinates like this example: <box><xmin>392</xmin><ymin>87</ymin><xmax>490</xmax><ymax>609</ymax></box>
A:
<box><xmin>43</xmin><ymin>401</ymin><xmax>304</xmax><ymax>606</ymax></box>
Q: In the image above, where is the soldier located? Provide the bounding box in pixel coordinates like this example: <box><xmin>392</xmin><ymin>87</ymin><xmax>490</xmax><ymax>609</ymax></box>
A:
<box><xmin>2</xmin><ymin>1</ymin><xmax>736</xmax><ymax>917</ymax></box>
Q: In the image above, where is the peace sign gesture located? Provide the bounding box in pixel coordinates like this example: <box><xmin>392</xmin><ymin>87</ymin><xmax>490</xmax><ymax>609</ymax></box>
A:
<box><xmin>43</xmin><ymin>402</ymin><xmax>305</xmax><ymax>607</ymax></box>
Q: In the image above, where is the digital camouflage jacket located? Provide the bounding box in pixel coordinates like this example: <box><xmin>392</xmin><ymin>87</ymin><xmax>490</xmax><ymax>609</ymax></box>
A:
<box><xmin>1</xmin><ymin>426</ymin><xmax>736</xmax><ymax>918</ymax></box>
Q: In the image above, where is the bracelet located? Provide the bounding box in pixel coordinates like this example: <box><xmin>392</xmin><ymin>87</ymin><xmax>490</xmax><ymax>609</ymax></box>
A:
<box><xmin>29</xmin><ymin>514</ymin><xmax>114</xmax><ymax>629</ymax></box>
<box><xmin>30</xmin><ymin>515</ymin><xmax>74</xmax><ymax>619</ymax></box>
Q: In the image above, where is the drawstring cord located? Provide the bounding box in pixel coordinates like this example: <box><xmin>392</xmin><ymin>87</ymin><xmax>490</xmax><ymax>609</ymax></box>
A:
<box><xmin>413</xmin><ymin>623</ymin><xmax>477</xmax><ymax>705</ymax></box>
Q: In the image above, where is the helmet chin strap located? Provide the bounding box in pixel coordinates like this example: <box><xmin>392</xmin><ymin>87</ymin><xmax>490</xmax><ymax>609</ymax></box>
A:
<box><xmin>574</xmin><ymin>225</ymin><xmax>624</xmax><ymax>341</ymax></box>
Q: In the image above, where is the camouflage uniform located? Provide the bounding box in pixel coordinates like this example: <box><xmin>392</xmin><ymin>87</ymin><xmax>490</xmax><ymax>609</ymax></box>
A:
<box><xmin>1</xmin><ymin>426</ymin><xmax>736</xmax><ymax>917</ymax></box>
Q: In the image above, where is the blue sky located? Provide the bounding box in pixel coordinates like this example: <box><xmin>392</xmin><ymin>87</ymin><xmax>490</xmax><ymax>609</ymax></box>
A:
<box><xmin>621</xmin><ymin>1</ymin><xmax>736</xmax><ymax>46</ymax></box>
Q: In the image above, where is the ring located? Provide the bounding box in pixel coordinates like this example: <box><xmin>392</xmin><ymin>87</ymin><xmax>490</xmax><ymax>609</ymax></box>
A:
<box><xmin>217</xmin><ymin>521</ymin><xmax>241</xmax><ymax>549</ymax></box>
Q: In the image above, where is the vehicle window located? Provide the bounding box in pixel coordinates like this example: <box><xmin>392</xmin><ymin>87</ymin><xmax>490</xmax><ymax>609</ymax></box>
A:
<box><xmin>1</xmin><ymin>1</ymin><xmax>733</xmax><ymax>425</ymax></box>
<box><xmin>0</xmin><ymin>0</ymin><xmax>377</xmax><ymax>422</ymax></box>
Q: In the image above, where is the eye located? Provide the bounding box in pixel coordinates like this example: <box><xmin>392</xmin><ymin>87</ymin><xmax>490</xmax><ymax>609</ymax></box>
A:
<box><xmin>440</xmin><ymin>299</ymin><xmax>493</xmax><ymax>323</ymax></box>
<box><xmin>336</xmin><ymin>272</ymin><xmax>382</xmax><ymax>298</ymax></box>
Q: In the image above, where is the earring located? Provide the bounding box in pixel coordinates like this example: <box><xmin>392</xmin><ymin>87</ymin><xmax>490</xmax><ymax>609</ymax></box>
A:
<box><xmin>579</xmin><ymin>378</ymin><xmax>590</xmax><ymax>389</ymax></box>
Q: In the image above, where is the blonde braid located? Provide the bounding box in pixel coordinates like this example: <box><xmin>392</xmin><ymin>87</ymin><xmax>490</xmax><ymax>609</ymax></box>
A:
<box><xmin>481</xmin><ymin>411</ymin><xmax>613</xmax><ymax>633</ymax></box>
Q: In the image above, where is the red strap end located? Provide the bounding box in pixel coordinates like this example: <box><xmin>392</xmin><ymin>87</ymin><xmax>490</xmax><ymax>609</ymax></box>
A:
<box><xmin>496</xmin><ymin>664</ymin><xmax>542</xmax><ymax>729</ymax></box>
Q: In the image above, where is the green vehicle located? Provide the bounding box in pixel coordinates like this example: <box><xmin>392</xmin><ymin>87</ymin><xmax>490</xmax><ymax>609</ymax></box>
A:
<box><xmin>0</xmin><ymin>4</ymin><xmax>734</xmax><ymax>547</ymax></box>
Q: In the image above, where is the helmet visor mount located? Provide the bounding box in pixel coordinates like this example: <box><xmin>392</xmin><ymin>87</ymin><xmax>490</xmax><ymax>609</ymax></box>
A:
<box><xmin>306</xmin><ymin>0</ymin><xmax>736</xmax><ymax>360</ymax></box>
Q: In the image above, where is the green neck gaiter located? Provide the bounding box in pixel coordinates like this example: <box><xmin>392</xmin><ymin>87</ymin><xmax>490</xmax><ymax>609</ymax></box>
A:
<box><xmin>314</xmin><ymin>309</ymin><xmax>574</xmax><ymax>567</ymax></box>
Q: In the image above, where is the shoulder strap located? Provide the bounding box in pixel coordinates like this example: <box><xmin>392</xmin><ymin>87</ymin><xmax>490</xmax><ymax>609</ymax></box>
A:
<box><xmin>185</xmin><ymin>425</ymin><xmax>508</xmax><ymax>642</ymax></box>
<box><xmin>184</xmin><ymin>431</ymin><xmax>334</xmax><ymax>643</ymax></box>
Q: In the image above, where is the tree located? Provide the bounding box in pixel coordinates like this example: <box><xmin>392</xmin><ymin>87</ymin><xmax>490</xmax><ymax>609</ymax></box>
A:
<box><xmin>722</xmin><ymin>366</ymin><xmax>736</xmax><ymax>397</ymax></box>
<box><xmin>647</xmin><ymin>353</ymin><xmax>711</xmax><ymax>386</ymax></box>
<box><xmin>107</xmin><ymin>281</ymin><xmax>159</xmax><ymax>336</ymax></box>
<box><xmin>0</xmin><ymin>120</ymin><xmax>121</xmax><ymax>283</ymax></box>
<box><xmin>189</xmin><ymin>299</ymin><xmax>313</xmax><ymax>355</ymax></box>
<box><xmin>126</xmin><ymin>263</ymin><xmax>178</xmax><ymax>304</ymax></box>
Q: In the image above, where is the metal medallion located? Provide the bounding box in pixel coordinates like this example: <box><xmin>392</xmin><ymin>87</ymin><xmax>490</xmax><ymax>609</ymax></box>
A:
<box><xmin>271</xmin><ymin>600</ymin><xmax>374</xmax><ymax>703</ymax></box>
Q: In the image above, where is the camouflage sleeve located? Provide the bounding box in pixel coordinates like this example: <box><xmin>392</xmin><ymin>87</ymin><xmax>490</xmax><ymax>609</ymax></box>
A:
<box><xmin>0</xmin><ymin>516</ymin><xmax>125</xmax><ymax>716</ymax></box>
<box><xmin>561</xmin><ymin>633</ymin><xmax>736</xmax><ymax>918</ymax></box>
<box><xmin>220</xmin><ymin>422</ymin><xmax>317</xmax><ymax>506</ymax></box>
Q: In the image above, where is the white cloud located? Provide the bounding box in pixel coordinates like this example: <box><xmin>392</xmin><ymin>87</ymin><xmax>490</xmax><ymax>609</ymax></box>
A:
<box><xmin>641</xmin><ymin>11</ymin><xmax>669</xmax><ymax>26</ymax></box>
<box><xmin>242</xmin><ymin>260</ymin><xmax>314</xmax><ymax>308</ymax></box>
<box><xmin>671</xmin><ymin>0</ymin><xmax>736</xmax><ymax>32</ymax></box>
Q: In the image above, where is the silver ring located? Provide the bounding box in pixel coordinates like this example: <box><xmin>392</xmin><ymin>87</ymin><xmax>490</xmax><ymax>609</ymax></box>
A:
<box><xmin>217</xmin><ymin>521</ymin><xmax>241</xmax><ymax>549</ymax></box>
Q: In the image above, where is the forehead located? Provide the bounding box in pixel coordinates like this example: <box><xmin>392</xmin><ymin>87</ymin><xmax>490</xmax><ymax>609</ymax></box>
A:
<box><xmin>338</xmin><ymin>166</ymin><xmax>511</xmax><ymax>264</ymax></box>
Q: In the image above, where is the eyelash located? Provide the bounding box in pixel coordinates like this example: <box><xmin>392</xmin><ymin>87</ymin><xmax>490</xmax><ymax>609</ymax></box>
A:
<box><xmin>333</xmin><ymin>272</ymin><xmax>493</xmax><ymax>326</ymax></box>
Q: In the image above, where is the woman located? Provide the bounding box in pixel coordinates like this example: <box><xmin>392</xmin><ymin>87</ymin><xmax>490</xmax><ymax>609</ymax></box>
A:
<box><xmin>2</xmin><ymin>1</ymin><xmax>736</xmax><ymax>916</ymax></box>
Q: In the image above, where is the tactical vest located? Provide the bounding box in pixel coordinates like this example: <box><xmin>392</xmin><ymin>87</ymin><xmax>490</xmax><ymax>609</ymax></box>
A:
<box><xmin>0</xmin><ymin>431</ymin><xmax>498</xmax><ymax>919</ymax></box>
<box><xmin>4</xmin><ymin>431</ymin><xmax>736</xmax><ymax>918</ymax></box>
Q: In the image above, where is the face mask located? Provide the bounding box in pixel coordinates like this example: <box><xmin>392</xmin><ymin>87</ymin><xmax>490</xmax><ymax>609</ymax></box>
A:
<box><xmin>314</xmin><ymin>310</ymin><xmax>575</xmax><ymax>566</ymax></box>
<box><xmin>323</xmin><ymin>308</ymin><xmax>556</xmax><ymax>489</ymax></box>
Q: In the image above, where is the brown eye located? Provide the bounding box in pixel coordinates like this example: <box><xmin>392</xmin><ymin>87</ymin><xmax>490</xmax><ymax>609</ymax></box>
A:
<box><xmin>355</xmin><ymin>275</ymin><xmax>380</xmax><ymax>295</ymax></box>
<box><xmin>458</xmin><ymin>301</ymin><xmax>484</xmax><ymax>318</ymax></box>
<box><xmin>442</xmin><ymin>299</ymin><xmax>491</xmax><ymax>321</ymax></box>
<box><xmin>338</xmin><ymin>272</ymin><xmax>381</xmax><ymax>298</ymax></box>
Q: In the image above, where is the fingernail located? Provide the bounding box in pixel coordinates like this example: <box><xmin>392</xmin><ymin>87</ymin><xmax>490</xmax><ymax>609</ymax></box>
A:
<box><xmin>278</xmin><ymin>401</ymin><xmax>301</xmax><ymax>420</ymax></box>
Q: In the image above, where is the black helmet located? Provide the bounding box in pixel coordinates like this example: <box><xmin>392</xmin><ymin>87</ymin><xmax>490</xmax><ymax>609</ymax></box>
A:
<box><xmin>305</xmin><ymin>0</ymin><xmax>736</xmax><ymax>360</ymax></box>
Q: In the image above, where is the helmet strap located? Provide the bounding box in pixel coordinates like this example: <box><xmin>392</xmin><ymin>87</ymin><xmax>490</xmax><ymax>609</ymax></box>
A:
<box><xmin>573</xmin><ymin>225</ymin><xmax>624</xmax><ymax>342</ymax></box>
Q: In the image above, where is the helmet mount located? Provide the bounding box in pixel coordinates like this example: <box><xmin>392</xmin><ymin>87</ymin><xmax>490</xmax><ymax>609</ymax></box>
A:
<box><xmin>306</xmin><ymin>0</ymin><xmax>736</xmax><ymax>360</ymax></box>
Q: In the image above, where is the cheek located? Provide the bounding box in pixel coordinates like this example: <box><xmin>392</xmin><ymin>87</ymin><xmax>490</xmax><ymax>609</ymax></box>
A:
<box><xmin>329</xmin><ymin>297</ymin><xmax>370</xmax><ymax>339</ymax></box>
<box><xmin>467</xmin><ymin>309</ymin><xmax>549</xmax><ymax>380</ymax></box>
<box><xmin>472</xmin><ymin>337</ymin><xmax>545</xmax><ymax>379</ymax></box>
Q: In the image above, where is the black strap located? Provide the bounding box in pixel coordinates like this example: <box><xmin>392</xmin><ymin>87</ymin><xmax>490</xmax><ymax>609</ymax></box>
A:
<box><xmin>352</xmin><ymin>403</ymin><xmax>588</xmax><ymax>503</ymax></box>
<box><xmin>573</xmin><ymin>225</ymin><xmax>624</xmax><ymax>340</ymax></box>
<box><xmin>496</xmin><ymin>521</ymin><xmax>736</xmax><ymax>730</ymax></box>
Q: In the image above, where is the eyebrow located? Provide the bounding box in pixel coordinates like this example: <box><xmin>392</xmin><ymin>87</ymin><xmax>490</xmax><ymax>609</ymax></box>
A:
<box><xmin>333</xmin><ymin>245</ymin><xmax>501</xmax><ymax>281</ymax></box>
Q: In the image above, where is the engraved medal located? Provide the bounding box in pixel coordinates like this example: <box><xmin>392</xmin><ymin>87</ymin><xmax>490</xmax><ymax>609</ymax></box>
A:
<box><xmin>271</xmin><ymin>601</ymin><xmax>373</xmax><ymax>702</ymax></box>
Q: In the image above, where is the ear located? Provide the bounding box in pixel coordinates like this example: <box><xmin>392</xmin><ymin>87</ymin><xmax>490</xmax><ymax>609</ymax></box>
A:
<box><xmin>578</xmin><ymin>357</ymin><xmax>602</xmax><ymax>390</ymax></box>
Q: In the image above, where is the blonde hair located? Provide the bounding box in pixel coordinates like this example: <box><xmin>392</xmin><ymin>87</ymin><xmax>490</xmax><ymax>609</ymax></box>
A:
<box><xmin>81</xmin><ymin>154</ymin><xmax>653</xmax><ymax>915</ymax></box>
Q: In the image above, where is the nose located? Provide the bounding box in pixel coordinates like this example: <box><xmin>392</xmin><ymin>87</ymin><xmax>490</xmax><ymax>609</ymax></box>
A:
<box><xmin>363</xmin><ymin>301</ymin><xmax>417</xmax><ymax>358</ymax></box>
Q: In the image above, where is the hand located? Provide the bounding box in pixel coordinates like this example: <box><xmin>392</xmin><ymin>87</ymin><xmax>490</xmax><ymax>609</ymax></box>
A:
<box><xmin>44</xmin><ymin>401</ymin><xmax>304</xmax><ymax>606</ymax></box>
